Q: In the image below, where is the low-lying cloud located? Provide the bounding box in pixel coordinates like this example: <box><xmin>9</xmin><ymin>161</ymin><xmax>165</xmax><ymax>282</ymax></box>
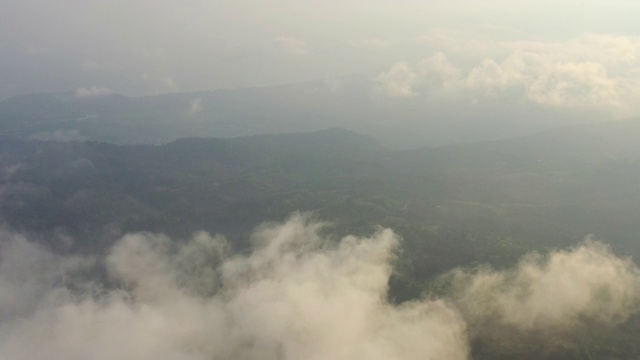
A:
<box><xmin>446</xmin><ymin>239</ymin><xmax>640</xmax><ymax>330</ymax></box>
<box><xmin>1</xmin><ymin>214</ymin><xmax>639</xmax><ymax>359</ymax></box>
<box><xmin>0</xmin><ymin>215</ymin><xmax>468</xmax><ymax>360</ymax></box>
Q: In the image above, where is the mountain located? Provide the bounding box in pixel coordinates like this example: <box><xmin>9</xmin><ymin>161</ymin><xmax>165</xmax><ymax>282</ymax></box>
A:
<box><xmin>0</xmin><ymin>78</ymin><xmax>605</xmax><ymax>148</ymax></box>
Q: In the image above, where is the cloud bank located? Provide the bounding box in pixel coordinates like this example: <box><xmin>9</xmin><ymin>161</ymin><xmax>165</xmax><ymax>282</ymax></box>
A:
<box><xmin>376</xmin><ymin>34</ymin><xmax>640</xmax><ymax>117</ymax></box>
<box><xmin>1</xmin><ymin>215</ymin><xmax>639</xmax><ymax>359</ymax></box>
<box><xmin>0</xmin><ymin>215</ymin><xmax>467</xmax><ymax>360</ymax></box>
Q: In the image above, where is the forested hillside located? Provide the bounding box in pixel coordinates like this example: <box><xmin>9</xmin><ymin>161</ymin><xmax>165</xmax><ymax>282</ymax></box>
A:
<box><xmin>3</xmin><ymin>122</ymin><xmax>640</xmax><ymax>262</ymax></box>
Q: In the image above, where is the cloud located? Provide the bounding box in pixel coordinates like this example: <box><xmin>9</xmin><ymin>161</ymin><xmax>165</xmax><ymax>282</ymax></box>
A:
<box><xmin>2</xmin><ymin>214</ymin><xmax>640</xmax><ymax>359</ymax></box>
<box><xmin>375</xmin><ymin>62</ymin><xmax>418</xmax><ymax>98</ymax></box>
<box><xmin>74</xmin><ymin>86</ymin><xmax>112</xmax><ymax>99</ymax></box>
<box><xmin>0</xmin><ymin>231</ymin><xmax>94</xmax><ymax>324</ymax></box>
<box><xmin>0</xmin><ymin>214</ymin><xmax>468</xmax><ymax>360</ymax></box>
<box><xmin>378</xmin><ymin>34</ymin><xmax>640</xmax><ymax>117</ymax></box>
<box><xmin>274</xmin><ymin>36</ymin><xmax>309</xmax><ymax>56</ymax></box>
<box><xmin>445</xmin><ymin>239</ymin><xmax>640</xmax><ymax>331</ymax></box>
<box><xmin>187</xmin><ymin>98</ymin><xmax>203</xmax><ymax>115</ymax></box>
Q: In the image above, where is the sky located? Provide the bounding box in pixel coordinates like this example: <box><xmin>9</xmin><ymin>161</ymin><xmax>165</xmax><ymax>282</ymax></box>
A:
<box><xmin>3</xmin><ymin>0</ymin><xmax>640</xmax><ymax>112</ymax></box>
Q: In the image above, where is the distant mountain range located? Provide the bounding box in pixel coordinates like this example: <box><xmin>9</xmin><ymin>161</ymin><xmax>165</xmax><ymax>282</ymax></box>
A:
<box><xmin>0</xmin><ymin>77</ymin><xmax>611</xmax><ymax>148</ymax></box>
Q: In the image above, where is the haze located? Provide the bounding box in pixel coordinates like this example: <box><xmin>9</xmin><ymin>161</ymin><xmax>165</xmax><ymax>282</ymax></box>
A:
<box><xmin>2</xmin><ymin>1</ymin><xmax>639</xmax><ymax>106</ymax></box>
<box><xmin>4</xmin><ymin>0</ymin><xmax>640</xmax><ymax>147</ymax></box>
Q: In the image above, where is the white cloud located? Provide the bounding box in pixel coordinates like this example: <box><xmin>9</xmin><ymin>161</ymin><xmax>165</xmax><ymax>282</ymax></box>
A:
<box><xmin>418</xmin><ymin>52</ymin><xmax>462</xmax><ymax>95</ymax></box>
<box><xmin>447</xmin><ymin>239</ymin><xmax>640</xmax><ymax>330</ymax></box>
<box><xmin>274</xmin><ymin>36</ymin><xmax>309</xmax><ymax>56</ymax></box>
<box><xmin>375</xmin><ymin>62</ymin><xmax>418</xmax><ymax>98</ymax></box>
<box><xmin>1</xmin><ymin>215</ymin><xmax>640</xmax><ymax>359</ymax></box>
<box><xmin>377</xmin><ymin>34</ymin><xmax>640</xmax><ymax>117</ymax></box>
<box><xmin>0</xmin><ymin>215</ymin><xmax>469</xmax><ymax>360</ymax></box>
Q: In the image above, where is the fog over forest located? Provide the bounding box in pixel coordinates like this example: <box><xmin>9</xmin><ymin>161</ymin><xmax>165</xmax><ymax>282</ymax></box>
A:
<box><xmin>3</xmin><ymin>1</ymin><xmax>640</xmax><ymax>359</ymax></box>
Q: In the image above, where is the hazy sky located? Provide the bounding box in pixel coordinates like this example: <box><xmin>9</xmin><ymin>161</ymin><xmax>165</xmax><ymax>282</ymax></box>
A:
<box><xmin>3</xmin><ymin>0</ymin><xmax>640</xmax><ymax>115</ymax></box>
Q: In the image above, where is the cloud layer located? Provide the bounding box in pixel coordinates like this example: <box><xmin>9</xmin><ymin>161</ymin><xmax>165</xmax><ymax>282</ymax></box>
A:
<box><xmin>1</xmin><ymin>215</ymin><xmax>640</xmax><ymax>359</ymax></box>
<box><xmin>0</xmin><ymin>215</ymin><xmax>468</xmax><ymax>360</ymax></box>
<box><xmin>376</xmin><ymin>34</ymin><xmax>640</xmax><ymax>117</ymax></box>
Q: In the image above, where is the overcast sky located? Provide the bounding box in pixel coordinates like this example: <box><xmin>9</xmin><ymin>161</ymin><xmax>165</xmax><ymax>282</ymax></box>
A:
<box><xmin>3</xmin><ymin>0</ymin><xmax>640</xmax><ymax>117</ymax></box>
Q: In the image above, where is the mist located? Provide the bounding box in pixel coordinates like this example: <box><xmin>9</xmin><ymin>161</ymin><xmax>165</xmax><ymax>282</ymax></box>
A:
<box><xmin>4</xmin><ymin>1</ymin><xmax>640</xmax><ymax>148</ymax></box>
<box><xmin>1</xmin><ymin>214</ymin><xmax>639</xmax><ymax>360</ymax></box>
